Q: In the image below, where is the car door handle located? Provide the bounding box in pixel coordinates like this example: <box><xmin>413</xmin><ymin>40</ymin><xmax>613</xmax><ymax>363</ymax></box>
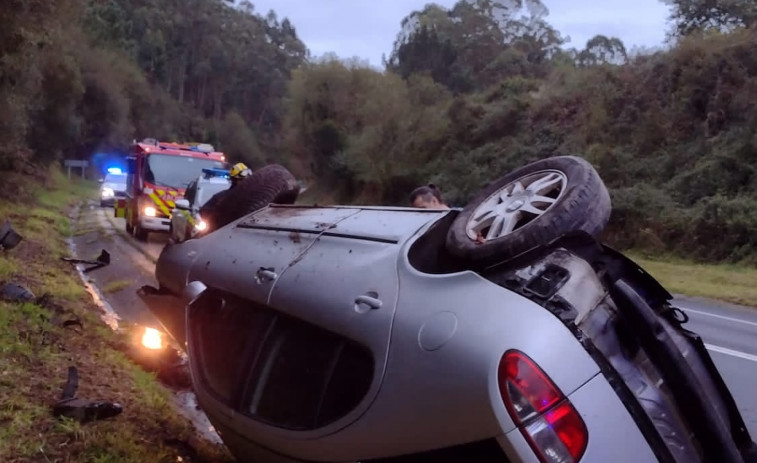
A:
<box><xmin>355</xmin><ymin>294</ymin><xmax>382</xmax><ymax>310</ymax></box>
<box><xmin>256</xmin><ymin>267</ymin><xmax>278</xmax><ymax>283</ymax></box>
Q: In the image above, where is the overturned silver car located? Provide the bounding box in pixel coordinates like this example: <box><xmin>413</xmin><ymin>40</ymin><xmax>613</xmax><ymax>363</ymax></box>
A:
<box><xmin>156</xmin><ymin>156</ymin><xmax>757</xmax><ymax>463</ymax></box>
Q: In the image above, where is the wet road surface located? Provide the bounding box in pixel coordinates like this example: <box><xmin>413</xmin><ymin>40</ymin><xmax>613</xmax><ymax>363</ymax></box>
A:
<box><xmin>71</xmin><ymin>202</ymin><xmax>219</xmax><ymax>443</ymax></box>
<box><xmin>674</xmin><ymin>296</ymin><xmax>757</xmax><ymax>436</ymax></box>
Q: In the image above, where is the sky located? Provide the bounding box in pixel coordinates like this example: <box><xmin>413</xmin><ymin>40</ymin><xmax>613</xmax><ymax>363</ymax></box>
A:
<box><xmin>248</xmin><ymin>0</ymin><xmax>673</xmax><ymax>67</ymax></box>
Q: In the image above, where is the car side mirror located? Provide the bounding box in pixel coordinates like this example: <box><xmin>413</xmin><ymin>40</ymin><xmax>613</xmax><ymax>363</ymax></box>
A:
<box><xmin>175</xmin><ymin>199</ymin><xmax>190</xmax><ymax>210</ymax></box>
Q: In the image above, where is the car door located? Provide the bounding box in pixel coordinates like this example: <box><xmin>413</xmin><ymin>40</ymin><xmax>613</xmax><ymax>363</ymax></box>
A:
<box><xmin>227</xmin><ymin>207</ymin><xmax>438</xmax><ymax>438</ymax></box>
<box><xmin>183</xmin><ymin>206</ymin><xmax>442</xmax><ymax>456</ymax></box>
<box><xmin>185</xmin><ymin>206</ymin><xmax>360</xmax><ymax>309</ymax></box>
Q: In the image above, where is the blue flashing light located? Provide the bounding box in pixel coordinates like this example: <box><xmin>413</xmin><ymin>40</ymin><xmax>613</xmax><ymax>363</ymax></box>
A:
<box><xmin>202</xmin><ymin>168</ymin><xmax>230</xmax><ymax>178</ymax></box>
<box><xmin>107</xmin><ymin>167</ymin><xmax>123</xmax><ymax>175</ymax></box>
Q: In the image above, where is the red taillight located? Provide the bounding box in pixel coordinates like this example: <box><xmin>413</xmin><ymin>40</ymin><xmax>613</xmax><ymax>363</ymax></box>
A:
<box><xmin>499</xmin><ymin>350</ymin><xmax>588</xmax><ymax>463</ymax></box>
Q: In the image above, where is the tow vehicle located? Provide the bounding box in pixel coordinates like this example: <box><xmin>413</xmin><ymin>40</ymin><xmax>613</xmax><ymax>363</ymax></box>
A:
<box><xmin>115</xmin><ymin>139</ymin><xmax>226</xmax><ymax>241</ymax></box>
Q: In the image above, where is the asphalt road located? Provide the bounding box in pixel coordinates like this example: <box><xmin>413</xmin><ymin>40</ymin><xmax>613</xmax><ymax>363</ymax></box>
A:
<box><xmin>79</xmin><ymin>205</ymin><xmax>757</xmax><ymax>442</ymax></box>
<box><xmin>71</xmin><ymin>201</ymin><xmax>219</xmax><ymax>442</ymax></box>
<box><xmin>674</xmin><ymin>296</ymin><xmax>757</xmax><ymax>437</ymax></box>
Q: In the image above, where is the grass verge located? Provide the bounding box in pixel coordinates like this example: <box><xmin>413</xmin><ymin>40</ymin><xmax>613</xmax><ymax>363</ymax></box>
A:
<box><xmin>0</xmin><ymin>166</ymin><xmax>232</xmax><ymax>463</ymax></box>
<box><xmin>628</xmin><ymin>251</ymin><xmax>757</xmax><ymax>307</ymax></box>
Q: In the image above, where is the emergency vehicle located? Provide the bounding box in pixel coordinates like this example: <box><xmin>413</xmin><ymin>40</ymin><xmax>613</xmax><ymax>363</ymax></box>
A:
<box><xmin>115</xmin><ymin>138</ymin><xmax>227</xmax><ymax>241</ymax></box>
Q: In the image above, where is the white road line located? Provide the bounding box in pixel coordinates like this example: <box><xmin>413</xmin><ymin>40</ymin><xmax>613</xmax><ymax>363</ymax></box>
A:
<box><xmin>705</xmin><ymin>344</ymin><xmax>757</xmax><ymax>363</ymax></box>
<box><xmin>681</xmin><ymin>307</ymin><xmax>757</xmax><ymax>328</ymax></box>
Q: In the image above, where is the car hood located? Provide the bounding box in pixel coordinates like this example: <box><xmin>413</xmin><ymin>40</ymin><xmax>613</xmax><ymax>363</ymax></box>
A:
<box><xmin>102</xmin><ymin>182</ymin><xmax>126</xmax><ymax>191</ymax></box>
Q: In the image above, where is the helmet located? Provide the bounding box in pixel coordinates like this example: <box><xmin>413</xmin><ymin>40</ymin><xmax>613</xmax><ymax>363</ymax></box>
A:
<box><xmin>229</xmin><ymin>162</ymin><xmax>251</xmax><ymax>179</ymax></box>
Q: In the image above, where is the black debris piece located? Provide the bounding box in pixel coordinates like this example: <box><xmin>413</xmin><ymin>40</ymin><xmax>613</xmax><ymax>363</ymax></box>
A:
<box><xmin>127</xmin><ymin>341</ymin><xmax>192</xmax><ymax>389</ymax></box>
<box><xmin>0</xmin><ymin>282</ymin><xmax>35</xmax><ymax>302</ymax></box>
<box><xmin>137</xmin><ymin>284</ymin><xmax>172</xmax><ymax>297</ymax></box>
<box><xmin>52</xmin><ymin>366</ymin><xmax>123</xmax><ymax>423</ymax></box>
<box><xmin>59</xmin><ymin>365</ymin><xmax>78</xmax><ymax>401</ymax></box>
<box><xmin>0</xmin><ymin>221</ymin><xmax>22</xmax><ymax>250</ymax></box>
<box><xmin>61</xmin><ymin>249</ymin><xmax>110</xmax><ymax>273</ymax></box>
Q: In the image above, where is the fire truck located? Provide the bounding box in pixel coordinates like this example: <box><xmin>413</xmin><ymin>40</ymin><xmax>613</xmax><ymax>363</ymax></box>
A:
<box><xmin>115</xmin><ymin>138</ymin><xmax>227</xmax><ymax>241</ymax></box>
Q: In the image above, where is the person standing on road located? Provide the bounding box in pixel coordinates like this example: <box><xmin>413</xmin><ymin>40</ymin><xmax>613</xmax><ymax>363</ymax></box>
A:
<box><xmin>410</xmin><ymin>184</ymin><xmax>450</xmax><ymax>210</ymax></box>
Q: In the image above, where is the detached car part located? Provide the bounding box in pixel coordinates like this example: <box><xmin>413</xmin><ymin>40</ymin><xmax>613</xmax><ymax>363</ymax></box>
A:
<box><xmin>53</xmin><ymin>366</ymin><xmax>123</xmax><ymax>423</ymax></box>
<box><xmin>61</xmin><ymin>249</ymin><xmax>110</xmax><ymax>273</ymax></box>
<box><xmin>0</xmin><ymin>220</ymin><xmax>22</xmax><ymax>250</ymax></box>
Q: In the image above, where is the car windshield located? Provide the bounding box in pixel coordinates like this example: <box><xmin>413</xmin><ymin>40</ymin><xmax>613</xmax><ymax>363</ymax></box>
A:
<box><xmin>196</xmin><ymin>181</ymin><xmax>231</xmax><ymax>207</ymax></box>
<box><xmin>145</xmin><ymin>154</ymin><xmax>225</xmax><ymax>189</ymax></box>
<box><xmin>103</xmin><ymin>173</ymin><xmax>127</xmax><ymax>188</ymax></box>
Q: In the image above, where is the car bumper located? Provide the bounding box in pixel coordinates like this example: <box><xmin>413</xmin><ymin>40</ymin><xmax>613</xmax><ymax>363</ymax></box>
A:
<box><xmin>501</xmin><ymin>373</ymin><xmax>658</xmax><ymax>463</ymax></box>
<box><xmin>140</xmin><ymin>216</ymin><xmax>170</xmax><ymax>232</ymax></box>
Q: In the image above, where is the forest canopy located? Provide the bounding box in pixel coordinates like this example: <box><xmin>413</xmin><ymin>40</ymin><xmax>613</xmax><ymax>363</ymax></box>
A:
<box><xmin>4</xmin><ymin>0</ymin><xmax>757</xmax><ymax>261</ymax></box>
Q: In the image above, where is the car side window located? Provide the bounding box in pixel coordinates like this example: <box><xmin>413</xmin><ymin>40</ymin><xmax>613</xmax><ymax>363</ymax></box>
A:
<box><xmin>189</xmin><ymin>289</ymin><xmax>374</xmax><ymax>430</ymax></box>
<box><xmin>190</xmin><ymin>292</ymin><xmax>273</xmax><ymax>403</ymax></box>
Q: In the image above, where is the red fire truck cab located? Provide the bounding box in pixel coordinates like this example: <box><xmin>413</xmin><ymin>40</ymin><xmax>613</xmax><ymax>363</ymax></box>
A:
<box><xmin>116</xmin><ymin>138</ymin><xmax>227</xmax><ymax>241</ymax></box>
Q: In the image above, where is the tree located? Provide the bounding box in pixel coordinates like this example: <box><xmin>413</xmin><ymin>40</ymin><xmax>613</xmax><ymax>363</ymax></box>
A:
<box><xmin>83</xmin><ymin>0</ymin><xmax>307</xmax><ymax>129</ymax></box>
<box><xmin>387</xmin><ymin>0</ymin><xmax>564</xmax><ymax>92</ymax></box>
<box><xmin>283</xmin><ymin>58</ymin><xmax>451</xmax><ymax>202</ymax></box>
<box><xmin>577</xmin><ymin>35</ymin><xmax>628</xmax><ymax>66</ymax></box>
<box><xmin>662</xmin><ymin>0</ymin><xmax>757</xmax><ymax>35</ymax></box>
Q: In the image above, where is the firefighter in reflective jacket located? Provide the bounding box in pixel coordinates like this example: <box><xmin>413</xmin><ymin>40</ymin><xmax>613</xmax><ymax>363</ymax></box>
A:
<box><xmin>228</xmin><ymin>162</ymin><xmax>253</xmax><ymax>185</ymax></box>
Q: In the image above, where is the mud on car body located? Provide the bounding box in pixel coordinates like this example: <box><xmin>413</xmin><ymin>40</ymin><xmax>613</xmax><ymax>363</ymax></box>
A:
<box><xmin>155</xmin><ymin>156</ymin><xmax>757</xmax><ymax>463</ymax></box>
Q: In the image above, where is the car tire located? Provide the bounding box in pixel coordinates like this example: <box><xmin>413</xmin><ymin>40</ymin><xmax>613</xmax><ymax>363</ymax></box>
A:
<box><xmin>134</xmin><ymin>224</ymin><xmax>148</xmax><ymax>242</ymax></box>
<box><xmin>445</xmin><ymin>155</ymin><xmax>611</xmax><ymax>264</ymax></box>
<box><xmin>202</xmin><ymin>164</ymin><xmax>299</xmax><ymax>231</ymax></box>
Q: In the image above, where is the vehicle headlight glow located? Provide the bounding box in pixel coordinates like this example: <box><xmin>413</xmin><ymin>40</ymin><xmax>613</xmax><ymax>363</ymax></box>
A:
<box><xmin>141</xmin><ymin>327</ymin><xmax>163</xmax><ymax>350</ymax></box>
<box><xmin>101</xmin><ymin>187</ymin><xmax>114</xmax><ymax>198</ymax></box>
<box><xmin>144</xmin><ymin>206</ymin><xmax>157</xmax><ymax>217</ymax></box>
<box><xmin>195</xmin><ymin>218</ymin><xmax>208</xmax><ymax>231</ymax></box>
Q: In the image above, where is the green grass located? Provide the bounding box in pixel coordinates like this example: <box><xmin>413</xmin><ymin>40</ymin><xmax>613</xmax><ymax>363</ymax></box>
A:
<box><xmin>0</xmin><ymin>166</ymin><xmax>233</xmax><ymax>463</ymax></box>
<box><xmin>0</xmin><ymin>257</ymin><xmax>18</xmax><ymax>280</ymax></box>
<box><xmin>102</xmin><ymin>279</ymin><xmax>131</xmax><ymax>294</ymax></box>
<box><xmin>628</xmin><ymin>251</ymin><xmax>757</xmax><ymax>307</ymax></box>
<box><xmin>40</xmin><ymin>270</ymin><xmax>88</xmax><ymax>300</ymax></box>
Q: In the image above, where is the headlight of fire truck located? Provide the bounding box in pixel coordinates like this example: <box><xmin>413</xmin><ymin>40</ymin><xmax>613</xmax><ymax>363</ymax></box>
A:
<box><xmin>194</xmin><ymin>216</ymin><xmax>208</xmax><ymax>232</ymax></box>
<box><xmin>144</xmin><ymin>206</ymin><xmax>157</xmax><ymax>217</ymax></box>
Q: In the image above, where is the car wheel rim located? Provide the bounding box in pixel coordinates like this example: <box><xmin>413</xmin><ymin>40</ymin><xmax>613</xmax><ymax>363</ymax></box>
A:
<box><xmin>466</xmin><ymin>169</ymin><xmax>568</xmax><ymax>241</ymax></box>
